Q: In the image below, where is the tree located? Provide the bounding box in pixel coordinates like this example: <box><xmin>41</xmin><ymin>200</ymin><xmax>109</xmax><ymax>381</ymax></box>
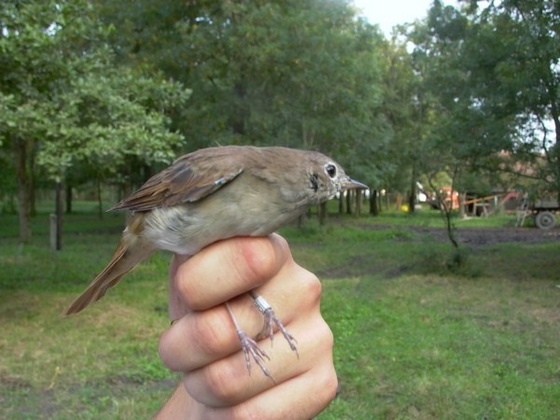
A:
<box><xmin>94</xmin><ymin>0</ymin><xmax>394</xmax><ymax>218</ymax></box>
<box><xmin>474</xmin><ymin>0</ymin><xmax>560</xmax><ymax>198</ymax></box>
<box><xmin>378</xmin><ymin>33</ymin><xmax>425</xmax><ymax>213</ymax></box>
<box><xmin>0</xmin><ymin>0</ymin><xmax>189</xmax><ymax>242</ymax></box>
<box><xmin>413</xmin><ymin>0</ymin><xmax>560</xmax><ymax>199</ymax></box>
<box><xmin>96</xmin><ymin>1</ymin><xmax>389</xmax><ymax>154</ymax></box>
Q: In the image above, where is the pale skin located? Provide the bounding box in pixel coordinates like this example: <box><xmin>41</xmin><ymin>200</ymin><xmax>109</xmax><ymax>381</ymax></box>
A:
<box><xmin>155</xmin><ymin>234</ymin><xmax>338</xmax><ymax>419</ymax></box>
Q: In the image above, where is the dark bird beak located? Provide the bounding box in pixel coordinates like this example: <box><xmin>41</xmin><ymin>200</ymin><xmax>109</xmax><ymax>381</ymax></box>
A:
<box><xmin>343</xmin><ymin>177</ymin><xmax>368</xmax><ymax>190</ymax></box>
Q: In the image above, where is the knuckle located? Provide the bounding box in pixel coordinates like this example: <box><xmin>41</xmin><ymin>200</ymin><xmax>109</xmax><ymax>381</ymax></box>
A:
<box><xmin>176</xmin><ymin>279</ymin><xmax>197</xmax><ymax>308</ymax></box>
<box><xmin>315</xmin><ymin>317</ymin><xmax>334</xmax><ymax>350</ymax></box>
<box><xmin>237</xmin><ymin>237</ymin><xmax>281</xmax><ymax>286</ymax></box>
<box><xmin>157</xmin><ymin>329</ymin><xmax>177</xmax><ymax>370</ymax></box>
<box><xmin>174</xmin><ymin>263</ymin><xmax>199</xmax><ymax>308</ymax></box>
<box><xmin>300</xmin><ymin>269</ymin><xmax>323</xmax><ymax>305</ymax></box>
<box><xmin>318</xmin><ymin>365</ymin><xmax>339</xmax><ymax>404</ymax></box>
<box><xmin>191</xmin><ymin>311</ymin><xmax>229</xmax><ymax>356</ymax></box>
<box><xmin>302</xmin><ymin>314</ymin><xmax>334</xmax><ymax>355</ymax></box>
<box><xmin>202</xmin><ymin>362</ymin><xmax>241</xmax><ymax>405</ymax></box>
<box><xmin>271</xmin><ymin>232</ymin><xmax>290</xmax><ymax>255</ymax></box>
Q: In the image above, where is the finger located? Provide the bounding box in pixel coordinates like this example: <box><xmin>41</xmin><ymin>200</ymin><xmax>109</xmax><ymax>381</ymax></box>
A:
<box><xmin>223</xmin><ymin>361</ymin><xmax>338</xmax><ymax>420</ymax></box>
<box><xmin>250</xmin><ymin>260</ymin><xmax>323</xmax><ymax>329</ymax></box>
<box><xmin>168</xmin><ymin>254</ymin><xmax>192</xmax><ymax>320</ymax></box>
<box><xmin>159</xmin><ymin>294</ymin><xmax>249</xmax><ymax>372</ymax></box>
<box><xmin>174</xmin><ymin>235</ymin><xmax>289</xmax><ymax>311</ymax></box>
<box><xmin>184</xmin><ymin>314</ymin><xmax>335</xmax><ymax>409</ymax></box>
<box><xmin>158</xmin><ymin>263</ymin><xmax>321</xmax><ymax>373</ymax></box>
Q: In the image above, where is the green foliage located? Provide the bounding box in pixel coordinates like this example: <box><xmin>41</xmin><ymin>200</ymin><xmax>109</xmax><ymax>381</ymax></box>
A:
<box><xmin>95</xmin><ymin>0</ymin><xmax>390</xmax><ymax>175</ymax></box>
<box><xmin>407</xmin><ymin>0</ymin><xmax>560</xmax><ymax>198</ymax></box>
<box><xmin>36</xmin><ymin>66</ymin><xmax>190</xmax><ymax>179</ymax></box>
<box><xmin>4</xmin><ymin>0</ymin><xmax>560</xmax><ymax>241</ymax></box>
<box><xmin>0</xmin><ymin>0</ymin><xmax>190</xmax><ymax>178</ymax></box>
<box><xmin>0</xmin><ymin>0</ymin><xmax>190</xmax><ymax>240</ymax></box>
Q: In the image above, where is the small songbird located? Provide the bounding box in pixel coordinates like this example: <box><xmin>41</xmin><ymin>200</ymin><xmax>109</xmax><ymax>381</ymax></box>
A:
<box><xmin>65</xmin><ymin>145</ymin><xmax>366</xmax><ymax>376</ymax></box>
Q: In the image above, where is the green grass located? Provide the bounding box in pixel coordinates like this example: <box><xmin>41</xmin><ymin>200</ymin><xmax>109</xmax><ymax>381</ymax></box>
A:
<box><xmin>320</xmin><ymin>274</ymin><xmax>560</xmax><ymax>419</ymax></box>
<box><xmin>1</xmin><ymin>203</ymin><xmax>559</xmax><ymax>418</ymax></box>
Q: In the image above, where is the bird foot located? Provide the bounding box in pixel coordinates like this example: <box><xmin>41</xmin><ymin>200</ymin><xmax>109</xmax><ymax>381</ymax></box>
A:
<box><xmin>236</xmin><ymin>328</ymin><xmax>275</xmax><ymax>382</ymax></box>
<box><xmin>252</xmin><ymin>294</ymin><xmax>299</xmax><ymax>357</ymax></box>
<box><xmin>226</xmin><ymin>302</ymin><xmax>275</xmax><ymax>381</ymax></box>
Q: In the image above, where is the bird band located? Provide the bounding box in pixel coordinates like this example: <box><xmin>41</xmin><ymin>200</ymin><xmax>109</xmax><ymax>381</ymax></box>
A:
<box><xmin>253</xmin><ymin>295</ymin><xmax>272</xmax><ymax>314</ymax></box>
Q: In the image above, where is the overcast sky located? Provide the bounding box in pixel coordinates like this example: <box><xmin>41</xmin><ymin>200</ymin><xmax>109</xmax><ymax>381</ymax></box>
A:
<box><xmin>352</xmin><ymin>0</ymin><xmax>452</xmax><ymax>35</ymax></box>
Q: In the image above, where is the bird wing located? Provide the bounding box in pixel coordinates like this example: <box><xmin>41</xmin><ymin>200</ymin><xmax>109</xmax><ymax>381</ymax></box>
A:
<box><xmin>110</xmin><ymin>160</ymin><xmax>244</xmax><ymax>212</ymax></box>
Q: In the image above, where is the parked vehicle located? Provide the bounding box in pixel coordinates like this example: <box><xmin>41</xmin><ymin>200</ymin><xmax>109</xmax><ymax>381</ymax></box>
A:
<box><xmin>518</xmin><ymin>196</ymin><xmax>558</xmax><ymax>229</ymax></box>
<box><xmin>531</xmin><ymin>199</ymin><xmax>558</xmax><ymax>229</ymax></box>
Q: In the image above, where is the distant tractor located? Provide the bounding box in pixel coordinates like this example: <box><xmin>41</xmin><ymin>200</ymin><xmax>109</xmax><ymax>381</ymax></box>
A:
<box><xmin>531</xmin><ymin>200</ymin><xmax>558</xmax><ymax>229</ymax></box>
<box><xmin>517</xmin><ymin>197</ymin><xmax>559</xmax><ymax>229</ymax></box>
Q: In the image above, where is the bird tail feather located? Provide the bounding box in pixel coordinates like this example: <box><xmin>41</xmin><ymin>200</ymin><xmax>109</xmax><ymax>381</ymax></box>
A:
<box><xmin>64</xmin><ymin>239</ymin><xmax>155</xmax><ymax>315</ymax></box>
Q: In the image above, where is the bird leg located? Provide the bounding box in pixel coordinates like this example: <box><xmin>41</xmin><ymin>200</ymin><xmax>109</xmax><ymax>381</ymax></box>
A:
<box><xmin>225</xmin><ymin>302</ymin><xmax>275</xmax><ymax>381</ymax></box>
<box><xmin>249</xmin><ymin>291</ymin><xmax>299</xmax><ymax>358</ymax></box>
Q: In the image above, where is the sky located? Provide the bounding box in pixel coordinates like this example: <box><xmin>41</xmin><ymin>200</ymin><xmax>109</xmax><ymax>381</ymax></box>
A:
<box><xmin>352</xmin><ymin>0</ymin><xmax>450</xmax><ymax>35</ymax></box>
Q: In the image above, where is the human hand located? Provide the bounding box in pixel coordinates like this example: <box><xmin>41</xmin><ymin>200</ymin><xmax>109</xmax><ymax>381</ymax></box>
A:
<box><xmin>156</xmin><ymin>234</ymin><xmax>337</xmax><ymax>419</ymax></box>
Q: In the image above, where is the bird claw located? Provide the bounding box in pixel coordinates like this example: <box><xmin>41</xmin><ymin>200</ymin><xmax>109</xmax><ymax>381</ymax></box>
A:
<box><xmin>253</xmin><ymin>295</ymin><xmax>299</xmax><ymax>357</ymax></box>
<box><xmin>226</xmin><ymin>294</ymin><xmax>298</xmax><ymax>382</ymax></box>
<box><xmin>226</xmin><ymin>302</ymin><xmax>275</xmax><ymax>381</ymax></box>
<box><xmin>236</xmin><ymin>329</ymin><xmax>275</xmax><ymax>382</ymax></box>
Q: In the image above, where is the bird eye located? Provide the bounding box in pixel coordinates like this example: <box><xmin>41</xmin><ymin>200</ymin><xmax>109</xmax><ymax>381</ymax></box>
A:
<box><xmin>325</xmin><ymin>164</ymin><xmax>337</xmax><ymax>178</ymax></box>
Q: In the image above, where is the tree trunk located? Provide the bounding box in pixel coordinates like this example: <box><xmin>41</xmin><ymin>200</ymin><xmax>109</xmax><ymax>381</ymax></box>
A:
<box><xmin>370</xmin><ymin>189</ymin><xmax>379</xmax><ymax>216</ymax></box>
<box><xmin>65</xmin><ymin>183</ymin><xmax>73</xmax><ymax>214</ymax></box>
<box><xmin>354</xmin><ymin>190</ymin><xmax>362</xmax><ymax>217</ymax></box>
<box><xmin>408</xmin><ymin>167</ymin><xmax>417</xmax><ymax>213</ymax></box>
<box><xmin>29</xmin><ymin>145</ymin><xmax>37</xmax><ymax>217</ymax></box>
<box><xmin>318</xmin><ymin>202</ymin><xmax>327</xmax><ymax>225</ymax></box>
<box><xmin>14</xmin><ymin>139</ymin><xmax>32</xmax><ymax>243</ymax></box>
<box><xmin>55</xmin><ymin>181</ymin><xmax>63</xmax><ymax>250</ymax></box>
<box><xmin>346</xmin><ymin>190</ymin><xmax>352</xmax><ymax>215</ymax></box>
<box><xmin>459</xmin><ymin>192</ymin><xmax>466</xmax><ymax>219</ymax></box>
<box><xmin>395</xmin><ymin>193</ymin><xmax>402</xmax><ymax>211</ymax></box>
<box><xmin>96</xmin><ymin>178</ymin><xmax>103</xmax><ymax>219</ymax></box>
<box><xmin>408</xmin><ymin>189</ymin><xmax>415</xmax><ymax>213</ymax></box>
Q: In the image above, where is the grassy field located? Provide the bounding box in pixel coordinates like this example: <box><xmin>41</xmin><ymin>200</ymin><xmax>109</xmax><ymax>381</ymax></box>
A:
<box><xmin>1</xmin><ymin>203</ymin><xmax>559</xmax><ymax>419</ymax></box>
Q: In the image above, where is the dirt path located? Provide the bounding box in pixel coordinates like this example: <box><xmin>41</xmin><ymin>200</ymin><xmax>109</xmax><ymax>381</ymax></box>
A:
<box><xmin>314</xmin><ymin>223</ymin><xmax>560</xmax><ymax>280</ymax></box>
<box><xmin>350</xmin><ymin>218</ymin><xmax>560</xmax><ymax>247</ymax></box>
<box><xmin>410</xmin><ymin>226</ymin><xmax>560</xmax><ymax>247</ymax></box>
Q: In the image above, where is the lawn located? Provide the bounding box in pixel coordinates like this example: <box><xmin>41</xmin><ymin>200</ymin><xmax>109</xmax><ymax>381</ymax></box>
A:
<box><xmin>1</xmin><ymin>203</ymin><xmax>559</xmax><ymax>419</ymax></box>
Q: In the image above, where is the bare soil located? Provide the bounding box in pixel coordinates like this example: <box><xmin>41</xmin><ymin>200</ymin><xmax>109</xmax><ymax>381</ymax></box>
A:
<box><xmin>410</xmin><ymin>226</ymin><xmax>560</xmax><ymax>247</ymax></box>
<box><xmin>314</xmin><ymin>224</ymin><xmax>560</xmax><ymax>279</ymax></box>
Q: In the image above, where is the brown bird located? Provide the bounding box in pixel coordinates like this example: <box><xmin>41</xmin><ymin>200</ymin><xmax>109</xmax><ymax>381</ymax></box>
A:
<box><xmin>65</xmin><ymin>145</ymin><xmax>366</xmax><ymax>376</ymax></box>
